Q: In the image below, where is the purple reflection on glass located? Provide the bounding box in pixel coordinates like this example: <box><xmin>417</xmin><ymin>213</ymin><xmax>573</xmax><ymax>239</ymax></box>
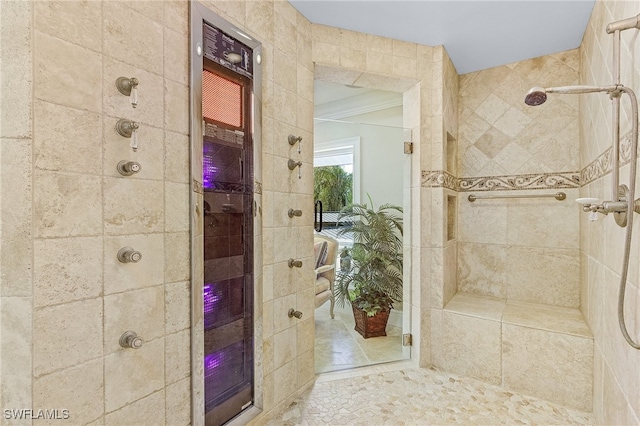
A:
<box><xmin>203</xmin><ymin>145</ymin><xmax>219</xmax><ymax>189</ymax></box>
<box><xmin>204</xmin><ymin>352</ymin><xmax>223</xmax><ymax>376</ymax></box>
<box><xmin>203</xmin><ymin>284</ymin><xmax>221</xmax><ymax>315</ymax></box>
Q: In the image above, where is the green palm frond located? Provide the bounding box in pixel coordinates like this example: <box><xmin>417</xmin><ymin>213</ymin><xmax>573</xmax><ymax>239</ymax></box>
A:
<box><xmin>334</xmin><ymin>197</ymin><xmax>404</xmax><ymax>315</ymax></box>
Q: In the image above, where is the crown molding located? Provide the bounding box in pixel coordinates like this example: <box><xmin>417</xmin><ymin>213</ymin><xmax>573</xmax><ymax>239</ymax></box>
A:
<box><xmin>314</xmin><ymin>91</ymin><xmax>403</xmax><ymax>120</ymax></box>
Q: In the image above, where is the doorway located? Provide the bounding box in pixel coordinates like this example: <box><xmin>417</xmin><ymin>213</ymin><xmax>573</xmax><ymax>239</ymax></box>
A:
<box><xmin>313</xmin><ymin>82</ymin><xmax>411</xmax><ymax>373</ymax></box>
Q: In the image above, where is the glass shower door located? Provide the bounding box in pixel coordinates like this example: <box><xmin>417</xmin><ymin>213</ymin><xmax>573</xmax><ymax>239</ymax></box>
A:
<box><xmin>202</xmin><ymin>54</ymin><xmax>254</xmax><ymax>425</ymax></box>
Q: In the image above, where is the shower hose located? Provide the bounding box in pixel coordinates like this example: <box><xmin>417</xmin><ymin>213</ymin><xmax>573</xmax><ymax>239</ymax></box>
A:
<box><xmin>617</xmin><ymin>86</ymin><xmax>640</xmax><ymax>350</ymax></box>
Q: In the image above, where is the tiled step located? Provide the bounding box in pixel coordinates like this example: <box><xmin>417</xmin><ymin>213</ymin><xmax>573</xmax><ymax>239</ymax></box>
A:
<box><xmin>437</xmin><ymin>292</ymin><xmax>593</xmax><ymax>412</ymax></box>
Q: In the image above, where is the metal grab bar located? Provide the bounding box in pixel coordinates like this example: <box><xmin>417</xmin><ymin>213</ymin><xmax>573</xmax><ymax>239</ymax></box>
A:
<box><xmin>467</xmin><ymin>191</ymin><xmax>566</xmax><ymax>202</ymax></box>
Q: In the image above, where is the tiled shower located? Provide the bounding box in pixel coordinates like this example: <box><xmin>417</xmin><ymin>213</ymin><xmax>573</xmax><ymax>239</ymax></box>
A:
<box><xmin>0</xmin><ymin>0</ymin><xmax>638</xmax><ymax>425</ymax></box>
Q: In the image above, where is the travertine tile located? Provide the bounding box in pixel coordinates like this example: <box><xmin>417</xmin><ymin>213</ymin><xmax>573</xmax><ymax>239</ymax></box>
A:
<box><xmin>165</xmin><ymin>378</ymin><xmax>190</xmax><ymax>426</ymax></box>
<box><xmin>103</xmin><ymin>2</ymin><xmax>163</xmax><ymax>73</ymax></box>
<box><xmin>507</xmin><ymin>246</ymin><xmax>580</xmax><ymax>307</ymax></box>
<box><xmin>503</xmin><ymin>300</ymin><xmax>591</xmax><ymax>338</ymax></box>
<box><xmin>274</xmin><ymin>326</ymin><xmax>297</xmax><ymax>370</ymax></box>
<box><xmin>164</xmin><ymin>0</ymin><xmax>188</xmax><ymax>34</ymax></box>
<box><xmin>273</xmin><ymin>360</ymin><xmax>297</xmax><ymax>406</ymax></box>
<box><xmin>165</xmin><ymin>281</ymin><xmax>190</xmax><ymax>333</ymax></box>
<box><xmin>444</xmin><ymin>292</ymin><xmax>506</xmax><ymax>321</ymax></box>
<box><xmin>34</xmin><ymin>359</ymin><xmax>103</xmax><ymax>424</ymax></box>
<box><xmin>165</xmin><ymin>182</ymin><xmax>190</xmax><ymax>232</ymax></box>
<box><xmin>103</xmin><ymin>177</ymin><xmax>164</xmax><ymax>235</ymax></box>
<box><xmin>34</xmin><ymin>171</ymin><xmax>102</xmax><ymax>238</ymax></box>
<box><xmin>34</xmin><ymin>237</ymin><xmax>103</xmax><ymax>307</ymax></box>
<box><xmin>0</xmin><ymin>0</ymin><xmax>32</xmax><ymax>139</ymax></box>
<box><xmin>34</xmin><ymin>0</ymin><xmax>102</xmax><ymax>52</ymax></box>
<box><xmin>103</xmin><ymin>286</ymin><xmax>164</xmax><ymax>355</ymax></box>
<box><xmin>104</xmin><ymin>338</ymin><xmax>164</xmax><ymax>412</ymax></box>
<box><xmin>457</xmin><ymin>242</ymin><xmax>507</xmax><ymax>299</ymax></box>
<box><xmin>458</xmin><ymin>200</ymin><xmax>508</xmax><ymax>245</ymax></box>
<box><xmin>104</xmin><ymin>233</ymin><xmax>164</xmax><ymax>294</ymax></box>
<box><xmin>439</xmin><ymin>310</ymin><xmax>502</xmax><ymax>385</ymax></box>
<box><xmin>103</xmin><ymin>59</ymin><xmax>165</xmax><ymax>129</ymax></box>
<box><xmin>164</xmin><ymin>27</ymin><xmax>188</xmax><ymax>85</ymax></box>
<box><xmin>35</xmin><ymin>31</ymin><xmax>102</xmax><ymax>113</ymax></box>
<box><xmin>164</xmin><ymin>79</ymin><xmax>189</xmax><ymax>135</ymax></box>
<box><xmin>105</xmin><ymin>390</ymin><xmax>165</xmax><ymax>426</ymax></box>
<box><xmin>34</xmin><ymin>100</ymin><xmax>102</xmax><ymax>174</ymax></box>
<box><xmin>164</xmin><ymin>131</ymin><xmax>190</xmax><ymax>183</ymax></box>
<box><xmin>165</xmin><ymin>329</ymin><xmax>190</xmax><ymax>385</ymax></box>
<box><xmin>503</xmin><ymin>323</ymin><xmax>593</xmax><ymax>411</ymax></box>
<box><xmin>0</xmin><ymin>297</ymin><xmax>32</xmax><ymax>410</ymax></box>
<box><xmin>1</xmin><ymin>139</ymin><xmax>32</xmax><ymax>296</ymax></box>
<box><xmin>34</xmin><ymin>298</ymin><xmax>102</xmax><ymax>376</ymax></box>
<box><xmin>165</xmin><ymin>232</ymin><xmax>191</xmax><ymax>283</ymax></box>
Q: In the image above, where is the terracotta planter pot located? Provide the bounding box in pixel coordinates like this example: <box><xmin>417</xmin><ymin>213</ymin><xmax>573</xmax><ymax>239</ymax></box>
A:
<box><xmin>351</xmin><ymin>304</ymin><xmax>390</xmax><ymax>338</ymax></box>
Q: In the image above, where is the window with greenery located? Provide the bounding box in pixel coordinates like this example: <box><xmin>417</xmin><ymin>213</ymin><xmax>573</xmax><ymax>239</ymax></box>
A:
<box><xmin>313</xmin><ymin>166</ymin><xmax>353</xmax><ymax>212</ymax></box>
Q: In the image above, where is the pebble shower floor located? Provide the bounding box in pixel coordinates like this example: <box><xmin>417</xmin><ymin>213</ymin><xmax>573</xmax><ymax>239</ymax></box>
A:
<box><xmin>269</xmin><ymin>365</ymin><xmax>595</xmax><ymax>425</ymax></box>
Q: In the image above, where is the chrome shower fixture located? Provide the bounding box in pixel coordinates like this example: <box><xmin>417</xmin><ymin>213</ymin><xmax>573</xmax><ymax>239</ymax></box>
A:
<box><xmin>288</xmin><ymin>134</ymin><xmax>303</xmax><ymax>154</ymax></box>
<box><xmin>288</xmin><ymin>159</ymin><xmax>302</xmax><ymax>179</ymax></box>
<box><xmin>116</xmin><ymin>76</ymin><xmax>139</xmax><ymax>108</ymax></box>
<box><xmin>524</xmin><ymin>85</ymin><xmax>619</xmax><ymax>106</ymax></box>
<box><xmin>524</xmin><ymin>12</ymin><xmax>640</xmax><ymax>349</ymax></box>
<box><xmin>606</xmin><ymin>13</ymin><xmax>640</xmax><ymax>33</ymax></box>
<box><xmin>115</xmin><ymin>119</ymin><xmax>140</xmax><ymax>152</ymax></box>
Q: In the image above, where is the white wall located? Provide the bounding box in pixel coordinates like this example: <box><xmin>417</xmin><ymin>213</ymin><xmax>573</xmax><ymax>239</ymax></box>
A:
<box><xmin>314</xmin><ymin>106</ymin><xmax>405</xmax><ymax>210</ymax></box>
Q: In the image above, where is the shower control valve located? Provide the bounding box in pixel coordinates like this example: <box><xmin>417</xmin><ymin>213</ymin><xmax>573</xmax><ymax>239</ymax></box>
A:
<box><xmin>288</xmin><ymin>134</ymin><xmax>303</xmax><ymax>154</ymax></box>
<box><xmin>288</xmin><ymin>208</ymin><xmax>302</xmax><ymax>218</ymax></box>
<box><xmin>288</xmin><ymin>258</ymin><xmax>303</xmax><ymax>268</ymax></box>
<box><xmin>115</xmin><ymin>119</ymin><xmax>140</xmax><ymax>152</ymax></box>
<box><xmin>116</xmin><ymin>77</ymin><xmax>139</xmax><ymax>108</ymax></box>
<box><xmin>288</xmin><ymin>308</ymin><xmax>303</xmax><ymax>319</ymax></box>
<box><xmin>117</xmin><ymin>247</ymin><xmax>142</xmax><ymax>263</ymax></box>
<box><xmin>117</xmin><ymin>160</ymin><xmax>141</xmax><ymax>176</ymax></box>
<box><xmin>288</xmin><ymin>159</ymin><xmax>303</xmax><ymax>179</ymax></box>
<box><xmin>119</xmin><ymin>331</ymin><xmax>144</xmax><ymax>349</ymax></box>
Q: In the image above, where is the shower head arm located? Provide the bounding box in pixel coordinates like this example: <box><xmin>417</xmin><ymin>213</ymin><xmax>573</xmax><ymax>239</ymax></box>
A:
<box><xmin>545</xmin><ymin>85</ymin><xmax>619</xmax><ymax>95</ymax></box>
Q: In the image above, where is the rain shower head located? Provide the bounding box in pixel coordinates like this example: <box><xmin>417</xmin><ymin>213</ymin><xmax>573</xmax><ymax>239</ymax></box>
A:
<box><xmin>524</xmin><ymin>84</ymin><xmax>620</xmax><ymax>106</ymax></box>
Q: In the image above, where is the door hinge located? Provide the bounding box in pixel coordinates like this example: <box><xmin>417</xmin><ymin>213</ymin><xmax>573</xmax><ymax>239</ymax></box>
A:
<box><xmin>404</xmin><ymin>142</ymin><xmax>413</xmax><ymax>154</ymax></box>
<box><xmin>402</xmin><ymin>333</ymin><xmax>412</xmax><ymax>346</ymax></box>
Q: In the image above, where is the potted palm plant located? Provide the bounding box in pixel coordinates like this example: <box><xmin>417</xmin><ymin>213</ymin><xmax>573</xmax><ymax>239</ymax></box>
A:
<box><xmin>334</xmin><ymin>197</ymin><xmax>403</xmax><ymax>338</ymax></box>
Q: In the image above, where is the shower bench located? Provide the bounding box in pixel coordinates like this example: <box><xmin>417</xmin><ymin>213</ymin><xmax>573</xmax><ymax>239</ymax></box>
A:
<box><xmin>436</xmin><ymin>292</ymin><xmax>593</xmax><ymax>412</ymax></box>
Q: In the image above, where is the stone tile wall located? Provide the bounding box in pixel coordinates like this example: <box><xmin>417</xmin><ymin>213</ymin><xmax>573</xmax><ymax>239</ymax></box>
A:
<box><xmin>580</xmin><ymin>0</ymin><xmax>640</xmax><ymax>423</ymax></box>
<box><xmin>0</xmin><ymin>1</ymin><xmax>191</xmax><ymax>423</ymax></box>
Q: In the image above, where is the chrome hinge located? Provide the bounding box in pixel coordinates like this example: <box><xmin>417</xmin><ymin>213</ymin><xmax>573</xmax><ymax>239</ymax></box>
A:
<box><xmin>402</xmin><ymin>333</ymin><xmax>412</xmax><ymax>346</ymax></box>
<box><xmin>404</xmin><ymin>142</ymin><xmax>413</xmax><ymax>154</ymax></box>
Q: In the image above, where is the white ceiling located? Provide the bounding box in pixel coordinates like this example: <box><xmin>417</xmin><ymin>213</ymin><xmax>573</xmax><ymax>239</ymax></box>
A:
<box><xmin>289</xmin><ymin>0</ymin><xmax>595</xmax><ymax>75</ymax></box>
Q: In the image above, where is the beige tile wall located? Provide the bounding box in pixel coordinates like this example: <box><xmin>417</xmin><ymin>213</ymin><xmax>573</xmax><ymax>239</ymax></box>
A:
<box><xmin>1</xmin><ymin>1</ymin><xmax>191</xmax><ymax>424</ymax></box>
<box><xmin>456</xmin><ymin>52</ymin><xmax>581</xmax><ymax>308</ymax></box>
<box><xmin>581</xmin><ymin>0</ymin><xmax>640</xmax><ymax>423</ymax></box>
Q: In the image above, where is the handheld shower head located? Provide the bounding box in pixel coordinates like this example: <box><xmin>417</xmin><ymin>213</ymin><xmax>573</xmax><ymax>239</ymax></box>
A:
<box><xmin>524</xmin><ymin>85</ymin><xmax>619</xmax><ymax>106</ymax></box>
<box><xmin>524</xmin><ymin>87</ymin><xmax>547</xmax><ymax>106</ymax></box>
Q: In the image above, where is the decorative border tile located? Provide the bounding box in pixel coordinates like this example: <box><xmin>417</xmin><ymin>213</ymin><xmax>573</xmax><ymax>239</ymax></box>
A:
<box><xmin>254</xmin><ymin>180</ymin><xmax>262</xmax><ymax>194</ymax></box>
<box><xmin>423</xmin><ymin>130</ymin><xmax>634</xmax><ymax>191</ymax></box>
<box><xmin>422</xmin><ymin>171</ymin><xmax>580</xmax><ymax>191</ymax></box>
<box><xmin>582</xmin><ymin>130</ymin><xmax>634</xmax><ymax>186</ymax></box>
<box><xmin>421</xmin><ymin>170</ymin><xmax>457</xmax><ymax>190</ymax></box>
<box><xmin>458</xmin><ymin>172</ymin><xmax>580</xmax><ymax>192</ymax></box>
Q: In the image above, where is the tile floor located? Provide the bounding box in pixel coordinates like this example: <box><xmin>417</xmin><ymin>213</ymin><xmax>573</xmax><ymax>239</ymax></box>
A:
<box><xmin>270</xmin><ymin>362</ymin><xmax>596</xmax><ymax>425</ymax></box>
<box><xmin>315</xmin><ymin>302</ymin><xmax>406</xmax><ymax>373</ymax></box>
